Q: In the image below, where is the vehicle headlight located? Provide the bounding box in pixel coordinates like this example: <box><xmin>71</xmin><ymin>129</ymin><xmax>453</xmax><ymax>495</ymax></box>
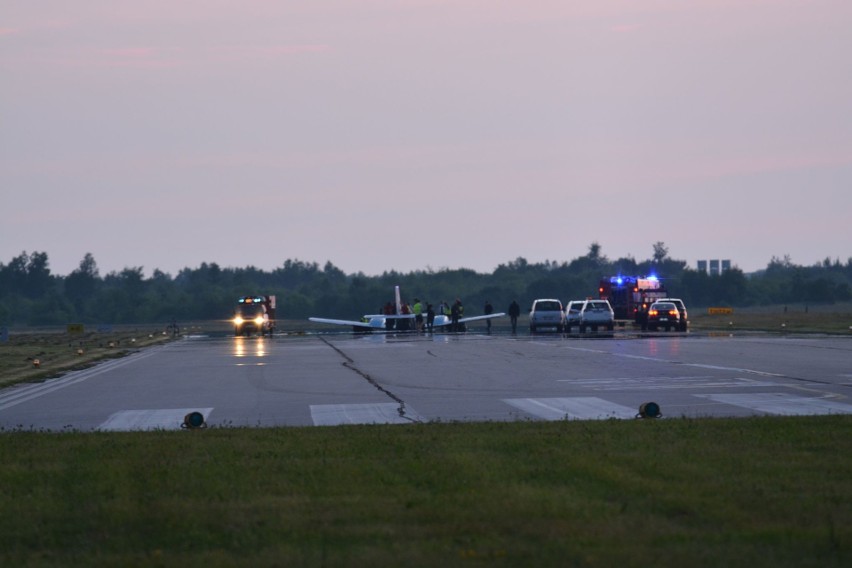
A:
<box><xmin>234</xmin><ymin>316</ymin><xmax>245</xmax><ymax>325</ymax></box>
<box><xmin>254</xmin><ymin>316</ymin><xmax>265</xmax><ymax>326</ymax></box>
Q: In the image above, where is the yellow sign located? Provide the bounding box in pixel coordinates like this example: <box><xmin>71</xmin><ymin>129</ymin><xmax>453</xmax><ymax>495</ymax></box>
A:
<box><xmin>708</xmin><ymin>307</ymin><xmax>733</xmax><ymax>315</ymax></box>
<box><xmin>67</xmin><ymin>323</ymin><xmax>85</xmax><ymax>335</ymax></box>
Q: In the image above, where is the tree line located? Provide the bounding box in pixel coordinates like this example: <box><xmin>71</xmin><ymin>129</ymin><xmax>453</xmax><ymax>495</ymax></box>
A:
<box><xmin>1</xmin><ymin>244</ymin><xmax>850</xmax><ymax>326</ymax></box>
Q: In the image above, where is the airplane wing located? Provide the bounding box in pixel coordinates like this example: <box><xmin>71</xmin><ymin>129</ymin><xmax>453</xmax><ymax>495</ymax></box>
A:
<box><xmin>308</xmin><ymin>317</ymin><xmax>381</xmax><ymax>330</ymax></box>
<box><xmin>460</xmin><ymin>312</ymin><xmax>506</xmax><ymax>324</ymax></box>
<box><xmin>432</xmin><ymin>312</ymin><xmax>506</xmax><ymax>327</ymax></box>
<box><xmin>309</xmin><ymin>313</ymin><xmax>415</xmax><ymax>331</ymax></box>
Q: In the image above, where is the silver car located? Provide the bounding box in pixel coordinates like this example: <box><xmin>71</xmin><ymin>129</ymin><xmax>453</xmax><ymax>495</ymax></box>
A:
<box><xmin>564</xmin><ymin>300</ymin><xmax>585</xmax><ymax>333</ymax></box>
<box><xmin>529</xmin><ymin>299</ymin><xmax>565</xmax><ymax>333</ymax></box>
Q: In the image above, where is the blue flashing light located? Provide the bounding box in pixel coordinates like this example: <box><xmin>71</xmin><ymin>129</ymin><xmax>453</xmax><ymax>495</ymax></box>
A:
<box><xmin>647</xmin><ymin>275</ymin><xmax>658</xmax><ymax>281</ymax></box>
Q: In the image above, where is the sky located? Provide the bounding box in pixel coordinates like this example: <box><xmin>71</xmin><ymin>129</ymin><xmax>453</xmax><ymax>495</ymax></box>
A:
<box><xmin>2</xmin><ymin>0</ymin><xmax>851</xmax><ymax>278</ymax></box>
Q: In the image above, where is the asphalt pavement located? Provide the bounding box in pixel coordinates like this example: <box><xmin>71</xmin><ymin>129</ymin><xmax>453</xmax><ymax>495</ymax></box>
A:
<box><xmin>1</xmin><ymin>331</ymin><xmax>851</xmax><ymax>431</ymax></box>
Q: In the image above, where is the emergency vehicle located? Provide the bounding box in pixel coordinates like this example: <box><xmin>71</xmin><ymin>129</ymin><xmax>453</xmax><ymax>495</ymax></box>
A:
<box><xmin>233</xmin><ymin>295</ymin><xmax>276</xmax><ymax>336</ymax></box>
<box><xmin>598</xmin><ymin>276</ymin><xmax>668</xmax><ymax>326</ymax></box>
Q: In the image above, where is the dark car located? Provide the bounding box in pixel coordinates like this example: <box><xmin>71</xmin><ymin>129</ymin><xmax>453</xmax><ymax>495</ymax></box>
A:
<box><xmin>658</xmin><ymin>298</ymin><xmax>689</xmax><ymax>331</ymax></box>
<box><xmin>646</xmin><ymin>301</ymin><xmax>681</xmax><ymax>332</ymax></box>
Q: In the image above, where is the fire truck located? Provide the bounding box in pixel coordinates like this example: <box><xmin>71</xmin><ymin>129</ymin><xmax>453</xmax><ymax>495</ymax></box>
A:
<box><xmin>233</xmin><ymin>295</ymin><xmax>276</xmax><ymax>336</ymax></box>
<box><xmin>598</xmin><ymin>276</ymin><xmax>668</xmax><ymax>327</ymax></box>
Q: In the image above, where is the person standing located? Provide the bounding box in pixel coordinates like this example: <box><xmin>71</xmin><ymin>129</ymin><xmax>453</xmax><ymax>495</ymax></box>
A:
<box><xmin>413</xmin><ymin>298</ymin><xmax>424</xmax><ymax>332</ymax></box>
<box><xmin>426</xmin><ymin>303</ymin><xmax>435</xmax><ymax>332</ymax></box>
<box><xmin>484</xmin><ymin>299</ymin><xmax>494</xmax><ymax>333</ymax></box>
<box><xmin>383</xmin><ymin>301</ymin><xmax>396</xmax><ymax>331</ymax></box>
<box><xmin>450</xmin><ymin>298</ymin><xmax>463</xmax><ymax>332</ymax></box>
<box><xmin>508</xmin><ymin>299</ymin><xmax>521</xmax><ymax>334</ymax></box>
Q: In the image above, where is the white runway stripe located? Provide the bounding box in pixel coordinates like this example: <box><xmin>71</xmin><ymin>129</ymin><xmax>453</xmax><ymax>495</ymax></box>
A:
<box><xmin>310</xmin><ymin>403</ymin><xmax>423</xmax><ymax>426</ymax></box>
<box><xmin>504</xmin><ymin>397</ymin><xmax>639</xmax><ymax>421</ymax></box>
<box><xmin>693</xmin><ymin>393</ymin><xmax>852</xmax><ymax>416</ymax></box>
<box><xmin>98</xmin><ymin>408</ymin><xmax>214</xmax><ymax>431</ymax></box>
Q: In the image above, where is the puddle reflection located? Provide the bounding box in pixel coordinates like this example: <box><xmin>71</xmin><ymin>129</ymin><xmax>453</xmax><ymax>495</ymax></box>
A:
<box><xmin>233</xmin><ymin>336</ymin><xmax>268</xmax><ymax>358</ymax></box>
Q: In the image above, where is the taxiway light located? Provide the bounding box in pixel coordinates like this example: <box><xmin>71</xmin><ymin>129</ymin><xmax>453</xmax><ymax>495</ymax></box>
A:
<box><xmin>77</xmin><ymin>349</ymin><xmax>84</xmax><ymax>356</ymax></box>
<box><xmin>182</xmin><ymin>411</ymin><xmax>207</xmax><ymax>429</ymax></box>
<box><xmin>637</xmin><ymin>402</ymin><xmax>661</xmax><ymax>419</ymax></box>
<box><xmin>32</xmin><ymin>359</ymin><xmax>41</xmax><ymax>368</ymax></box>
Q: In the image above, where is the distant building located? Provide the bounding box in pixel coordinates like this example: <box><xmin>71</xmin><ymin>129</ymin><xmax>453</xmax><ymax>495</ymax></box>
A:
<box><xmin>710</xmin><ymin>260</ymin><xmax>720</xmax><ymax>275</ymax></box>
<box><xmin>696</xmin><ymin>259</ymin><xmax>731</xmax><ymax>275</ymax></box>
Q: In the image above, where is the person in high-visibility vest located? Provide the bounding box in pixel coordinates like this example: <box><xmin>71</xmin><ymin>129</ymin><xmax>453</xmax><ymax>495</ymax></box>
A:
<box><xmin>412</xmin><ymin>298</ymin><xmax>423</xmax><ymax>332</ymax></box>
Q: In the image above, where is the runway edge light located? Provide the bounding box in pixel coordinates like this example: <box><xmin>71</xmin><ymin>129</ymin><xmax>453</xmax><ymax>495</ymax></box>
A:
<box><xmin>182</xmin><ymin>411</ymin><xmax>207</xmax><ymax>429</ymax></box>
<box><xmin>637</xmin><ymin>402</ymin><xmax>662</xmax><ymax>419</ymax></box>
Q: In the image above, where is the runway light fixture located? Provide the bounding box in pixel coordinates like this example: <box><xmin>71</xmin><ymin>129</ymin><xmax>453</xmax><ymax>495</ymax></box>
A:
<box><xmin>182</xmin><ymin>411</ymin><xmax>207</xmax><ymax>430</ymax></box>
<box><xmin>637</xmin><ymin>402</ymin><xmax>662</xmax><ymax>419</ymax></box>
<box><xmin>32</xmin><ymin>359</ymin><xmax>41</xmax><ymax>368</ymax></box>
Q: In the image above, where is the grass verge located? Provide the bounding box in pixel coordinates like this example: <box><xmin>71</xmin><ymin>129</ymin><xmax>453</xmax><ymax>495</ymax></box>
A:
<box><xmin>1</xmin><ymin>417</ymin><xmax>850</xmax><ymax>567</ymax></box>
<box><xmin>0</xmin><ymin>327</ymin><xmax>176</xmax><ymax>389</ymax></box>
<box><xmin>689</xmin><ymin>303</ymin><xmax>852</xmax><ymax>334</ymax></box>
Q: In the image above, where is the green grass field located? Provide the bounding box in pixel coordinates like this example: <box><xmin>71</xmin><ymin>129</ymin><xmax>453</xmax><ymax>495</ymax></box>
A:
<box><xmin>1</xmin><ymin>417</ymin><xmax>850</xmax><ymax>566</ymax></box>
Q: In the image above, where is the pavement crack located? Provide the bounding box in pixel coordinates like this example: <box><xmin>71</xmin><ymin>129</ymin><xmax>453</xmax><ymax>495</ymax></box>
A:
<box><xmin>319</xmin><ymin>337</ymin><xmax>419</xmax><ymax>423</ymax></box>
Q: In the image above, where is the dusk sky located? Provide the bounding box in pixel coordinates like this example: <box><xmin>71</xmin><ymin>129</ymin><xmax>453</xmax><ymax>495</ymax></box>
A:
<box><xmin>2</xmin><ymin>1</ymin><xmax>851</xmax><ymax>278</ymax></box>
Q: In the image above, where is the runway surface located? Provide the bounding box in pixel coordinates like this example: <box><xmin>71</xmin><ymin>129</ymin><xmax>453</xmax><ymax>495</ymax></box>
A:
<box><xmin>2</xmin><ymin>331</ymin><xmax>851</xmax><ymax>431</ymax></box>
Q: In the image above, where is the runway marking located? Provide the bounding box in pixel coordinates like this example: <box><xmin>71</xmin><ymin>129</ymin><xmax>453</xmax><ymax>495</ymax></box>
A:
<box><xmin>504</xmin><ymin>397</ymin><xmax>638</xmax><ymax>421</ymax></box>
<box><xmin>0</xmin><ymin>347</ymin><xmax>167</xmax><ymax>411</ymax></box>
<box><xmin>562</xmin><ymin>345</ymin><xmax>786</xmax><ymax>378</ymax></box>
<box><xmin>98</xmin><ymin>408</ymin><xmax>214</xmax><ymax>431</ymax></box>
<box><xmin>693</xmin><ymin>393</ymin><xmax>852</xmax><ymax>416</ymax></box>
<box><xmin>684</xmin><ymin>364</ymin><xmax>784</xmax><ymax>377</ymax></box>
<box><xmin>559</xmin><ymin>375</ymin><xmax>776</xmax><ymax>390</ymax></box>
<box><xmin>310</xmin><ymin>403</ymin><xmax>425</xmax><ymax>426</ymax></box>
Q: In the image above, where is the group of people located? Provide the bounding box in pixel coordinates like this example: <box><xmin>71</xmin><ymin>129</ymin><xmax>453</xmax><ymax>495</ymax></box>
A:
<box><xmin>380</xmin><ymin>297</ymin><xmax>525</xmax><ymax>334</ymax></box>
<box><xmin>382</xmin><ymin>298</ymin><xmax>466</xmax><ymax>332</ymax></box>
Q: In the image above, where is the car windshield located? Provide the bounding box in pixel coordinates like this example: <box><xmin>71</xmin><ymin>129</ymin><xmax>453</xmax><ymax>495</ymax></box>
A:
<box><xmin>236</xmin><ymin>303</ymin><xmax>264</xmax><ymax>316</ymax></box>
<box><xmin>654</xmin><ymin>303</ymin><xmax>675</xmax><ymax>311</ymax></box>
<box><xmin>585</xmin><ymin>302</ymin><xmax>607</xmax><ymax>310</ymax></box>
<box><xmin>535</xmin><ymin>301</ymin><xmax>561</xmax><ymax>311</ymax></box>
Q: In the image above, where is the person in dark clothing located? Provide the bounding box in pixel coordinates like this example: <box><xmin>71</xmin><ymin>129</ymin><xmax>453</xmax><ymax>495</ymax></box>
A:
<box><xmin>484</xmin><ymin>300</ymin><xmax>494</xmax><ymax>333</ymax></box>
<box><xmin>450</xmin><ymin>298</ymin><xmax>463</xmax><ymax>332</ymax></box>
<box><xmin>383</xmin><ymin>301</ymin><xmax>396</xmax><ymax>330</ymax></box>
<box><xmin>426</xmin><ymin>303</ymin><xmax>435</xmax><ymax>333</ymax></box>
<box><xmin>508</xmin><ymin>300</ymin><xmax>521</xmax><ymax>334</ymax></box>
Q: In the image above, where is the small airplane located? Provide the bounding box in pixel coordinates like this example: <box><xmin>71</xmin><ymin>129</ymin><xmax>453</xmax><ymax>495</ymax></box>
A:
<box><xmin>309</xmin><ymin>286</ymin><xmax>505</xmax><ymax>332</ymax></box>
